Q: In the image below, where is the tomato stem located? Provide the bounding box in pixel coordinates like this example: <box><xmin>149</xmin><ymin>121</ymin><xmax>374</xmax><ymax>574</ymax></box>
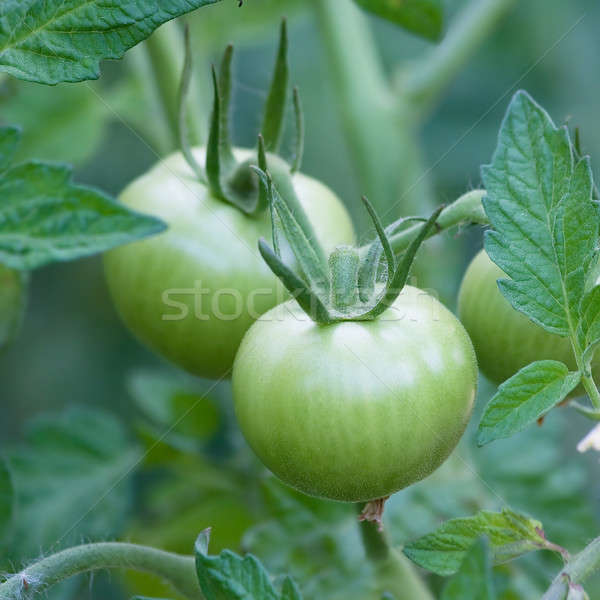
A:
<box><xmin>356</xmin><ymin>505</ymin><xmax>434</xmax><ymax>599</ymax></box>
<box><xmin>0</xmin><ymin>543</ymin><xmax>203</xmax><ymax>600</ymax></box>
<box><xmin>400</xmin><ymin>0</ymin><xmax>517</xmax><ymax>115</ymax></box>
<box><xmin>366</xmin><ymin>189</ymin><xmax>488</xmax><ymax>258</ymax></box>
<box><xmin>543</xmin><ymin>537</ymin><xmax>600</xmax><ymax>599</ymax></box>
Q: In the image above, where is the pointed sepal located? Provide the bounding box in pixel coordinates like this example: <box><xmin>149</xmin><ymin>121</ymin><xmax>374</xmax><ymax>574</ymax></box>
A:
<box><xmin>261</xmin><ymin>19</ymin><xmax>289</xmax><ymax>152</ymax></box>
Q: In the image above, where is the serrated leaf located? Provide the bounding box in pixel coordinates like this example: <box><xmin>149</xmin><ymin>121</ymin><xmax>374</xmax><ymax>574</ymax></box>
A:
<box><xmin>441</xmin><ymin>538</ymin><xmax>495</xmax><ymax>600</ymax></box>
<box><xmin>195</xmin><ymin>529</ymin><xmax>303</xmax><ymax>600</ymax></box>
<box><xmin>0</xmin><ymin>0</ymin><xmax>222</xmax><ymax>85</ymax></box>
<box><xmin>354</xmin><ymin>0</ymin><xmax>443</xmax><ymax>41</ymax></box>
<box><xmin>477</xmin><ymin>361</ymin><xmax>581</xmax><ymax>446</ymax></box>
<box><xmin>0</xmin><ymin>459</ymin><xmax>14</xmax><ymax>540</ymax></box>
<box><xmin>2</xmin><ymin>407</ymin><xmax>138</xmax><ymax>560</ymax></box>
<box><xmin>0</xmin><ymin>160</ymin><xmax>166</xmax><ymax>270</ymax></box>
<box><xmin>482</xmin><ymin>90</ymin><xmax>599</xmax><ymax>338</ymax></box>
<box><xmin>403</xmin><ymin>508</ymin><xmax>552</xmax><ymax>576</ymax></box>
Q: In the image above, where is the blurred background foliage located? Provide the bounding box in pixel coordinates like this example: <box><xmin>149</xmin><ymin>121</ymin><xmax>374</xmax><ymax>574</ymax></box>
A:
<box><xmin>1</xmin><ymin>0</ymin><xmax>599</xmax><ymax>598</ymax></box>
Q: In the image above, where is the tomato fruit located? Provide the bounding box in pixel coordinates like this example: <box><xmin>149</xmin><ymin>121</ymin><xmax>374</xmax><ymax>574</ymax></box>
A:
<box><xmin>458</xmin><ymin>249</ymin><xmax>600</xmax><ymax>386</ymax></box>
<box><xmin>232</xmin><ymin>286</ymin><xmax>477</xmax><ymax>502</ymax></box>
<box><xmin>103</xmin><ymin>148</ymin><xmax>354</xmax><ymax>379</ymax></box>
<box><xmin>0</xmin><ymin>264</ymin><xmax>27</xmax><ymax>350</ymax></box>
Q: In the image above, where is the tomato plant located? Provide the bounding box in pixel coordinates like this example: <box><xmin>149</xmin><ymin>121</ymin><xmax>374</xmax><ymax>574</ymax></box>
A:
<box><xmin>2</xmin><ymin>2</ymin><xmax>600</xmax><ymax>600</ymax></box>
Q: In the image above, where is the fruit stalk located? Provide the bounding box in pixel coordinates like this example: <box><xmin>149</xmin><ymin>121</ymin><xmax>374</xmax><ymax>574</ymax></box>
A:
<box><xmin>0</xmin><ymin>543</ymin><xmax>203</xmax><ymax>600</ymax></box>
<box><xmin>361</xmin><ymin>189</ymin><xmax>488</xmax><ymax>258</ymax></box>
<box><xmin>357</xmin><ymin>506</ymin><xmax>433</xmax><ymax>600</ymax></box>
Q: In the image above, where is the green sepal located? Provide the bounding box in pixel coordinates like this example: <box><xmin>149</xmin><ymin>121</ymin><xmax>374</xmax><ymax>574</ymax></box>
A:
<box><xmin>254</xmin><ymin>168</ymin><xmax>329</xmax><ymax>296</ymax></box>
<box><xmin>206</xmin><ymin>64</ymin><xmax>227</xmax><ymax>199</ymax></box>
<box><xmin>357</xmin><ymin>205</ymin><xmax>443</xmax><ymax>320</ymax></box>
<box><xmin>217</xmin><ymin>43</ymin><xmax>235</xmax><ymax>167</ymax></box>
<box><xmin>259</xmin><ymin>238</ymin><xmax>332</xmax><ymax>323</ymax></box>
<box><xmin>291</xmin><ymin>87</ymin><xmax>304</xmax><ymax>174</ymax></box>
<box><xmin>261</xmin><ymin>19</ymin><xmax>289</xmax><ymax>152</ymax></box>
<box><xmin>361</xmin><ymin>195</ymin><xmax>395</xmax><ymax>275</ymax></box>
<box><xmin>176</xmin><ymin>25</ymin><xmax>205</xmax><ymax>182</ymax></box>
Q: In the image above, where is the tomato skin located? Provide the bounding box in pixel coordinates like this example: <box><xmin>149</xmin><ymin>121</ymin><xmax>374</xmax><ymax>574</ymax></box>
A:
<box><xmin>458</xmin><ymin>250</ymin><xmax>600</xmax><ymax>387</ymax></box>
<box><xmin>232</xmin><ymin>286</ymin><xmax>477</xmax><ymax>503</ymax></box>
<box><xmin>104</xmin><ymin>148</ymin><xmax>354</xmax><ymax>379</ymax></box>
<box><xmin>0</xmin><ymin>265</ymin><xmax>27</xmax><ymax>350</ymax></box>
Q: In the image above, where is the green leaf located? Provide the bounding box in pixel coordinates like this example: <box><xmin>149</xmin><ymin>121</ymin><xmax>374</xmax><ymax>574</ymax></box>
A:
<box><xmin>354</xmin><ymin>0</ymin><xmax>443</xmax><ymax>41</ymax></box>
<box><xmin>0</xmin><ymin>0</ymin><xmax>222</xmax><ymax>85</ymax></box>
<box><xmin>2</xmin><ymin>407</ymin><xmax>138</xmax><ymax>560</ymax></box>
<box><xmin>281</xmin><ymin>577</ymin><xmax>302</xmax><ymax>600</ymax></box>
<box><xmin>0</xmin><ymin>159</ymin><xmax>166</xmax><ymax>270</ymax></box>
<box><xmin>195</xmin><ymin>528</ymin><xmax>303</xmax><ymax>600</ymax></box>
<box><xmin>441</xmin><ymin>538</ymin><xmax>495</xmax><ymax>600</ymax></box>
<box><xmin>0</xmin><ymin>459</ymin><xmax>14</xmax><ymax>540</ymax></box>
<box><xmin>477</xmin><ymin>361</ymin><xmax>581</xmax><ymax>446</ymax></box>
<box><xmin>482</xmin><ymin>91</ymin><xmax>599</xmax><ymax>338</ymax></box>
<box><xmin>403</xmin><ymin>508</ymin><xmax>553</xmax><ymax>576</ymax></box>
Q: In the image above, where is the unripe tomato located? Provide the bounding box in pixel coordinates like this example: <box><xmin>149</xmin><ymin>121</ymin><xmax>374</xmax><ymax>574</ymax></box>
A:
<box><xmin>232</xmin><ymin>287</ymin><xmax>477</xmax><ymax>502</ymax></box>
<box><xmin>104</xmin><ymin>148</ymin><xmax>354</xmax><ymax>379</ymax></box>
<box><xmin>0</xmin><ymin>264</ymin><xmax>27</xmax><ymax>350</ymax></box>
<box><xmin>458</xmin><ymin>250</ymin><xmax>600</xmax><ymax>386</ymax></box>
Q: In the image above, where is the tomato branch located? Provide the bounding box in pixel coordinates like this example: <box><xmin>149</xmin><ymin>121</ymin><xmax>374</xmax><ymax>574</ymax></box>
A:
<box><xmin>359</xmin><ymin>189</ymin><xmax>488</xmax><ymax>258</ymax></box>
<box><xmin>356</xmin><ymin>505</ymin><xmax>434</xmax><ymax>600</ymax></box>
<box><xmin>0</xmin><ymin>543</ymin><xmax>203</xmax><ymax>600</ymax></box>
<box><xmin>311</xmin><ymin>0</ymin><xmax>433</xmax><ymax>219</ymax></box>
<box><xmin>399</xmin><ymin>0</ymin><xmax>517</xmax><ymax>117</ymax></box>
<box><xmin>543</xmin><ymin>537</ymin><xmax>600</xmax><ymax>599</ymax></box>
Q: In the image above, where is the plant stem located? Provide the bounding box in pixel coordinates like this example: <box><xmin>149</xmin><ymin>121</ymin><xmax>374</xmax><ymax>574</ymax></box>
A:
<box><xmin>542</xmin><ymin>537</ymin><xmax>600</xmax><ymax>599</ymax></box>
<box><xmin>581</xmin><ymin>375</ymin><xmax>600</xmax><ymax>410</ymax></box>
<box><xmin>356</xmin><ymin>506</ymin><xmax>433</xmax><ymax>600</ymax></box>
<box><xmin>359</xmin><ymin>189</ymin><xmax>487</xmax><ymax>258</ymax></box>
<box><xmin>144</xmin><ymin>20</ymin><xmax>205</xmax><ymax>153</ymax></box>
<box><xmin>312</xmin><ymin>0</ymin><xmax>433</xmax><ymax>221</ymax></box>
<box><xmin>399</xmin><ymin>0</ymin><xmax>517</xmax><ymax>117</ymax></box>
<box><xmin>0</xmin><ymin>543</ymin><xmax>202</xmax><ymax>600</ymax></box>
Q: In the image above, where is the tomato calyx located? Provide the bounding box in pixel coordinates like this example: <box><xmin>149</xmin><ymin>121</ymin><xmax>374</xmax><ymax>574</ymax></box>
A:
<box><xmin>177</xmin><ymin>20</ymin><xmax>304</xmax><ymax>217</ymax></box>
<box><xmin>254</xmin><ymin>169</ymin><xmax>443</xmax><ymax>324</ymax></box>
<box><xmin>359</xmin><ymin>497</ymin><xmax>389</xmax><ymax>532</ymax></box>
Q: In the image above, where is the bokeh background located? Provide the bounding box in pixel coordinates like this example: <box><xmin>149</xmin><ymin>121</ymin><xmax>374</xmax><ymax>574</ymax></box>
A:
<box><xmin>1</xmin><ymin>0</ymin><xmax>599</xmax><ymax>598</ymax></box>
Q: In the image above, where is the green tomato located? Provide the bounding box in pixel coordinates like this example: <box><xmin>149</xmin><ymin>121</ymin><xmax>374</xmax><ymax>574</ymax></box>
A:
<box><xmin>0</xmin><ymin>264</ymin><xmax>27</xmax><ymax>350</ymax></box>
<box><xmin>232</xmin><ymin>286</ymin><xmax>477</xmax><ymax>503</ymax></box>
<box><xmin>104</xmin><ymin>148</ymin><xmax>354</xmax><ymax>379</ymax></box>
<box><xmin>458</xmin><ymin>249</ymin><xmax>600</xmax><ymax>386</ymax></box>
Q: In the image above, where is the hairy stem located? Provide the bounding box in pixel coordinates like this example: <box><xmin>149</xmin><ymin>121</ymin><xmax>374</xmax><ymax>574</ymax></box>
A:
<box><xmin>0</xmin><ymin>543</ymin><xmax>202</xmax><ymax>600</ymax></box>
<box><xmin>400</xmin><ymin>0</ymin><xmax>517</xmax><ymax>116</ymax></box>
<box><xmin>359</xmin><ymin>189</ymin><xmax>487</xmax><ymax>258</ymax></box>
<box><xmin>312</xmin><ymin>0</ymin><xmax>432</xmax><ymax>220</ymax></box>
<box><xmin>356</xmin><ymin>506</ymin><xmax>433</xmax><ymax>600</ymax></box>
<box><xmin>543</xmin><ymin>537</ymin><xmax>600</xmax><ymax>599</ymax></box>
